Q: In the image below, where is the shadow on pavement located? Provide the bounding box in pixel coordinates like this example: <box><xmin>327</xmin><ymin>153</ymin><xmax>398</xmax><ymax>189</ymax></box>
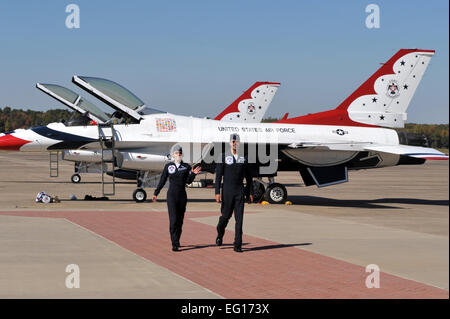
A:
<box><xmin>289</xmin><ymin>196</ymin><xmax>448</xmax><ymax>209</ymax></box>
<box><xmin>219</xmin><ymin>242</ymin><xmax>312</xmax><ymax>252</ymax></box>
<box><xmin>179</xmin><ymin>243</ymin><xmax>249</xmax><ymax>251</ymax></box>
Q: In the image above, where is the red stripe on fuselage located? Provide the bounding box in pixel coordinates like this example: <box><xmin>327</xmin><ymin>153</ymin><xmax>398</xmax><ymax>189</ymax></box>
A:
<box><xmin>275</xmin><ymin>108</ymin><xmax>377</xmax><ymax>127</ymax></box>
<box><xmin>0</xmin><ymin>134</ymin><xmax>31</xmax><ymax>151</ymax></box>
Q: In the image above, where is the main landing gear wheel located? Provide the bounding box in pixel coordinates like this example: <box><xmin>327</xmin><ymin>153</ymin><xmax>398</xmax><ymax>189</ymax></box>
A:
<box><xmin>252</xmin><ymin>180</ymin><xmax>266</xmax><ymax>203</ymax></box>
<box><xmin>71</xmin><ymin>174</ymin><xmax>81</xmax><ymax>183</ymax></box>
<box><xmin>264</xmin><ymin>183</ymin><xmax>287</xmax><ymax>204</ymax></box>
<box><xmin>133</xmin><ymin>188</ymin><xmax>147</xmax><ymax>203</ymax></box>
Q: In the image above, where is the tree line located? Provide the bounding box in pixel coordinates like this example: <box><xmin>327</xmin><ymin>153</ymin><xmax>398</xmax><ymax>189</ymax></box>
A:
<box><xmin>399</xmin><ymin>123</ymin><xmax>449</xmax><ymax>150</ymax></box>
<box><xmin>0</xmin><ymin>107</ymin><xmax>73</xmax><ymax>132</ymax></box>
<box><xmin>1</xmin><ymin>107</ymin><xmax>448</xmax><ymax>150</ymax></box>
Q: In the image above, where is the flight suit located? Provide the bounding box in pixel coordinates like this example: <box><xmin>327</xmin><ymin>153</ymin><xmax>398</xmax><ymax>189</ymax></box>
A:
<box><xmin>215</xmin><ymin>153</ymin><xmax>253</xmax><ymax>247</ymax></box>
<box><xmin>154</xmin><ymin>161</ymin><xmax>196</xmax><ymax>247</ymax></box>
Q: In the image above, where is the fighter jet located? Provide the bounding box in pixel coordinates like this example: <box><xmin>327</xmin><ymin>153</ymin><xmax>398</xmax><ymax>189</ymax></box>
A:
<box><xmin>1</xmin><ymin>49</ymin><xmax>447</xmax><ymax>203</ymax></box>
<box><xmin>36</xmin><ymin>81</ymin><xmax>280</xmax><ymax>184</ymax></box>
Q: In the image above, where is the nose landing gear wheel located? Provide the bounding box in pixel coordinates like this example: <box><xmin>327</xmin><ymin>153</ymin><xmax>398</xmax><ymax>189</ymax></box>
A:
<box><xmin>71</xmin><ymin>174</ymin><xmax>81</xmax><ymax>183</ymax></box>
<box><xmin>264</xmin><ymin>183</ymin><xmax>287</xmax><ymax>204</ymax></box>
<box><xmin>133</xmin><ymin>188</ymin><xmax>147</xmax><ymax>203</ymax></box>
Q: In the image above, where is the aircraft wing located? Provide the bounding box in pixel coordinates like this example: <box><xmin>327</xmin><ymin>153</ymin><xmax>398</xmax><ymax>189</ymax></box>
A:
<box><xmin>363</xmin><ymin>145</ymin><xmax>448</xmax><ymax>160</ymax></box>
<box><xmin>287</xmin><ymin>142</ymin><xmax>369</xmax><ymax>151</ymax></box>
<box><xmin>287</xmin><ymin>142</ymin><xmax>448</xmax><ymax>160</ymax></box>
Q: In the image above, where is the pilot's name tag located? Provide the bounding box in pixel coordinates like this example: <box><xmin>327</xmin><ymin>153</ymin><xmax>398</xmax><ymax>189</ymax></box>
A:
<box><xmin>178</xmin><ymin>166</ymin><xmax>187</xmax><ymax>171</ymax></box>
<box><xmin>225</xmin><ymin>156</ymin><xmax>234</xmax><ymax>165</ymax></box>
<box><xmin>168</xmin><ymin>165</ymin><xmax>176</xmax><ymax>174</ymax></box>
<box><xmin>237</xmin><ymin>157</ymin><xmax>245</xmax><ymax>164</ymax></box>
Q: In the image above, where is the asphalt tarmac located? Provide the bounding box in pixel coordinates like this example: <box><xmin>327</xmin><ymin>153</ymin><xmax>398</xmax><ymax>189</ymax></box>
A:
<box><xmin>0</xmin><ymin>151</ymin><xmax>448</xmax><ymax>298</ymax></box>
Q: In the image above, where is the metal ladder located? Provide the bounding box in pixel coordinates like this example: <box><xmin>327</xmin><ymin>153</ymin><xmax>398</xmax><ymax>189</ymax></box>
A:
<box><xmin>49</xmin><ymin>152</ymin><xmax>59</xmax><ymax>177</ymax></box>
<box><xmin>98</xmin><ymin>123</ymin><xmax>116</xmax><ymax>196</ymax></box>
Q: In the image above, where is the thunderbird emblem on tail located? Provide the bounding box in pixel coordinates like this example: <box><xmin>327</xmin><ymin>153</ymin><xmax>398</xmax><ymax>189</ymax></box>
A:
<box><xmin>387</xmin><ymin>80</ymin><xmax>400</xmax><ymax>98</ymax></box>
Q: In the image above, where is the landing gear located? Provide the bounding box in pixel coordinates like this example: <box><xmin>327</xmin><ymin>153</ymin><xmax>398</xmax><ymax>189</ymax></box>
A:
<box><xmin>133</xmin><ymin>188</ymin><xmax>147</xmax><ymax>203</ymax></box>
<box><xmin>253</xmin><ymin>177</ymin><xmax>288</xmax><ymax>204</ymax></box>
<box><xmin>70</xmin><ymin>162</ymin><xmax>104</xmax><ymax>185</ymax></box>
<box><xmin>264</xmin><ymin>183</ymin><xmax>287</xmax><ymax>204</ymax></box>
<box><xmin>71</xmin><ymin>173</ymin><xmax>81</xmax><ymax>183</ymax></box>
<box><xmin>252</xmin><ymin>180</ymin><xmax>266</xmax><ymax>202</ymax></box>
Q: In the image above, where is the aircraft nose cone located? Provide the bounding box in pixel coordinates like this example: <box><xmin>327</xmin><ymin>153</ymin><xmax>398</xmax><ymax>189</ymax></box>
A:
<box><xmin>0</xmin><ymin>134</ymin><xmax>31</xmax><ymax>151</ymax></box>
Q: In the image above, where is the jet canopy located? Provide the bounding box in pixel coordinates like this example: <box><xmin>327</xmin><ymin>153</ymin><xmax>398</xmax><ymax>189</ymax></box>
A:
<box><xmin>36</xmin><ymin>83</ymin><xmax>111</xmax><ymax>124</ymax></box>
<box><xmin>73</xmin><ymin>76</ymin><xmax>150</xmax><ymax>121</ymax></box>
<box><xmin>138</xmin><ymin>105</ymin><xmax>166</xmax><ymax>115</ymax></box>
<box><xmin>76</xmin><ymin>76</ymin><xmax>144</xmax><ymax>110</ymax></box>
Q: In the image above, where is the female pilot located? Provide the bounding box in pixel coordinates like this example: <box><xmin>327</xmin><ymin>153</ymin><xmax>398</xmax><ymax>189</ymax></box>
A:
<box><xmin>153</xmin><ymin>145</ymin><xmax>202</xmax><ymax>251</ymax></box>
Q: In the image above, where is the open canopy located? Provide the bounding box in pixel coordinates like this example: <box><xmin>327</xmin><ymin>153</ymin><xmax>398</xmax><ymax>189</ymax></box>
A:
<box><xmin>73</xmin><ymin>76</ymin><xmax>150</xmax><ymax>121</ymax></box>
<box><xmin>36</xmin><ymin>83</ymin><xmax>110</xmax><ymax>123</ymax></box>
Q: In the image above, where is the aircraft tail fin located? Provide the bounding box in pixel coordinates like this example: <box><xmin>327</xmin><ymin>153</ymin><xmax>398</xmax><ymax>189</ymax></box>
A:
<box><xmin>215</xmin><ymin>82</ymin><xmax>280</xmax><ymax>123</ymax></box>
<box><xmin>277</xmin><ymin>49</ymin><xmax>434</xmax><ymax>128</ymax></box>
<box><xmin>340</xmin><ymin>49</ymin><xmax>435</xmax><ymax>128</ymax></box>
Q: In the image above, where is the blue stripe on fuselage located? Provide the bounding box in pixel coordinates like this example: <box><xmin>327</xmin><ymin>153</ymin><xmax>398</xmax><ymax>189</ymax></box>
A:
<box><xmin>31</xmin><ymin>126</ymin><xmax>97</xmax><ymax>150</ymax></box>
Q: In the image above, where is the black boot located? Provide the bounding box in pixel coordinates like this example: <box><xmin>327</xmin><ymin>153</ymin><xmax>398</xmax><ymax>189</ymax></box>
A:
<box><xmin>233</xmin><ymin>245</ymin><xmax>243</xmax><ymax>253</ymax></box>
<box><xmin>216</xmin><ymin>237</ymin><xmax>223</xmax><ymax>246</ymax></box>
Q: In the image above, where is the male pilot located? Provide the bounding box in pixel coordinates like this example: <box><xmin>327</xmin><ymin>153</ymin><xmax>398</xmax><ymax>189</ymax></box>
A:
<box><xmin>214</xmin><ymin>133</ymin><xmax>253</xmax><ymax>252</ymax></box>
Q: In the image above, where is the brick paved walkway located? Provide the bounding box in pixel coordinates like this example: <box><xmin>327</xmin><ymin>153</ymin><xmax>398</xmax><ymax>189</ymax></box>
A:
<box><xmin>0</xmin><ymin>211</ymin><xmax>447</xmax><ymax>298</ymax></box>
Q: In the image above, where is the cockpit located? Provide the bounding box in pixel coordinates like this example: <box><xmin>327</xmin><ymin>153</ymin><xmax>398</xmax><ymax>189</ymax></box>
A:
<box><xmin>38</xmin><ymin>77</ymin><xmax>168</xmax><ymax>126</ymax></box>
<box><xmin>75</xmin><ymin>76</ymin><xmax>145</xmax><ymax>111</ymax></box>
<box><xmin>73</xmin><ymin>76</ymin><xmax>168</xmax><ymax>123</ymax></box>
<box><xmin>37</xmin><ymin>83</ymin><xmax>111</xmax><ymax>125</ymax></box>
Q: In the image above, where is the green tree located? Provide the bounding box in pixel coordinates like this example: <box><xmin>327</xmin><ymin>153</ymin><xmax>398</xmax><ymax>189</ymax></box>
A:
<box><xmin>4</xmin><ymin>119</ymin><xmax>11</xmax><ymax>132</ymax></box>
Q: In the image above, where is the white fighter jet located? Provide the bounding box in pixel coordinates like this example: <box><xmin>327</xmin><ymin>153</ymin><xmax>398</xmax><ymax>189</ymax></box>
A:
<box><xmin>36</xmin><ymin>80</ymin><xmax>280</xmax><ymax>184</ymax></box>
<box><xmin>1</xmin><ymin>49</ymin><xmax>447</xmax><ymax>203</ymax></box>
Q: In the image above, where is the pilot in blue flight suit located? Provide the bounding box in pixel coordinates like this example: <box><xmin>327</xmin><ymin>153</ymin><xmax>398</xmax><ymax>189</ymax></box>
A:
<box><xmin>214</xmin><ymin>133</ymin><xmax>253</xmax><ymax>252</ymax></box>
<box><xmin>153</xmin><ymin>145</ymin><xmax>202</xmax><ymax>251</ymax></box>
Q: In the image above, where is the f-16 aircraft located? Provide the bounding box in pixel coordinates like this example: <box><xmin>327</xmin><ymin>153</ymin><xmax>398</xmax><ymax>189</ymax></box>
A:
<box><xmin>36</xmin><ymin>81</ymin><xmax>280</xmax><ymax>184</ymax></box>
<box><xmin>0</xmin><ymin>49</ymin><xmax>447</xmax><ymax>203</ymax></box>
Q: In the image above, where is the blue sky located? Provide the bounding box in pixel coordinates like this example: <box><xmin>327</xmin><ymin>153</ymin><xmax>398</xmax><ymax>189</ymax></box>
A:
<box><xmin>0</xmin><ymin>0</ymin><xmax>448</xmax><ymax>123</ymax></box>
